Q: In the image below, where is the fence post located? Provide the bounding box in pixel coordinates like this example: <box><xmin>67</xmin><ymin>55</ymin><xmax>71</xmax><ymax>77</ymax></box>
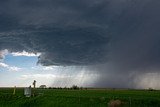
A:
<box><xmin>129</xmin><ymin>97</ymin><xmax>131</xmax><ymax>107</ymax></box>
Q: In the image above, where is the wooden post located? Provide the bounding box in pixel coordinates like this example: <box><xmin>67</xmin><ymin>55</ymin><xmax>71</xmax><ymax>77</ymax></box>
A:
<box><xmin>13</xmin><ymin>86</ymin><xmax>16</xmax><ymax>95</ymax></box>
<box><xmin>33</xmin><ymin>80</ymin><xmax>36</xmax><ymax>96</ymax></box>
<box><xmin>33</xmin><ymin>80</ymin><xmax>36</xmax><ymax>89</ymax></box>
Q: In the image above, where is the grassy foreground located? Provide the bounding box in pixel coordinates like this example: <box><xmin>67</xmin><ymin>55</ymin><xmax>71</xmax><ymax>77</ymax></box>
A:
<box><xmin>0</xmin><ymin>88</ymin><xmax>160</xmax><ymax>107</ymax></box>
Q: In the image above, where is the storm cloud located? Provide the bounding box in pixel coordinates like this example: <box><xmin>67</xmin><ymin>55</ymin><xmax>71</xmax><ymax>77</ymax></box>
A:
<box><xmin>0</xmin><ymin>0</ymin><xmax>160</xmax><ymax>88</ymax></box>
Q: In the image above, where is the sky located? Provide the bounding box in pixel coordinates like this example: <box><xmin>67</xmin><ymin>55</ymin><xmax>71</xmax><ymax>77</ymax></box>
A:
<box><xmin>0</xmin><ymin>0</ymin><xmax>160</xmax><ymax>89</ymax></box>
<box><xmin>0</xmin><ymin>51</ymin><xmax>98</xmax><ymax>87</ymax></box>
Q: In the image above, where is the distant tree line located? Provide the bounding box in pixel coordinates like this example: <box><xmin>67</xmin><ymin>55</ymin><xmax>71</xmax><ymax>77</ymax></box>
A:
<box><xmin>39</xmin><ymin>85</ymin><xmax>87</xmax><ymax>90</ymax></box>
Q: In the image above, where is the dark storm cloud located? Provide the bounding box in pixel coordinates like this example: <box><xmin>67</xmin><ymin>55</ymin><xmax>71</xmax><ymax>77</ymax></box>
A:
<box><xmin>1</xmin><ymin>0</ymin><xmax>160</xmax><ymax>88</ymax></box>
<box><xmin>0</xmin><ymin>0</ymin><xmax>110</xmax><ymax>65</ymax></box>
<box><xmin>0</xmin><ymin>29</ymin><xmax>109</xmax><ymax>65</ymax></box>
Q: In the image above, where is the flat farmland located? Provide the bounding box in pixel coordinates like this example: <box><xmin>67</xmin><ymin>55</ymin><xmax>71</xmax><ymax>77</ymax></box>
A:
<box><xmin>0</xmin><ymin>88</ymin><xmax>160</xmax><ymax>107</ymax></box>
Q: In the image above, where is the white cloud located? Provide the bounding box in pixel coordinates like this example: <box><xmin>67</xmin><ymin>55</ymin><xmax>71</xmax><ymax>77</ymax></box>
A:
<box><xmin>8</xmin><ymin>66</ymin><xmax>21</xmax><ymax>72</ymax></box>
<box><xmin>0</xmin><ymin>49</ymin><xmax>8</xmax><ymax>60</ymax></box>
<box><xmin>0</xmin><ymin>62</ymin><xmax>21</xmax><ymax>72</ymax></box>
<box><xmin>0</xmin><ymin>62</ymin><xmax>9</xmax><ymax>67</ymax></box>
<box><xmin>20</xmin><ymin>74</ymin><xmax>56</xmax><ymax>80</ymax></box>
<box><xmin>31</xmin><ymin>65</ymin><xmax>59</xmax><ymax>72</ymax></box>
<box><xmin>11</xmin><ymin>50</ymin><xmax>41</xmax><ymax>57</ymax></box>
<box><xmin>42</xmin><ymin>66</ymin><xmax>54</xmax><ymax>70</ymax></box>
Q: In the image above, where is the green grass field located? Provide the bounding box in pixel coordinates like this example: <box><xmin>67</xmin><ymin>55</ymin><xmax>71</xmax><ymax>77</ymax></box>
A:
<box><xmin>0</xmin><ymin>88</ymin><xmax>160</xmax><ymax>107</ymax></box>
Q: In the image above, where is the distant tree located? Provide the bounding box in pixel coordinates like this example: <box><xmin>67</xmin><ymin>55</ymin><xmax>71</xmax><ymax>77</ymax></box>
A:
<box><xmin>48</xmin><ymin>87</ymin><xmax>52</xmax><ymax>89</ymax></box>
<box><xmin>71</xmin><ymin>85</ymin><xmax>79</xmax><ymax>90</ymax></box>
<box><xmin>148</xmin><ymin>88</ymin><xmax>154</xmax><ymax>91</ymax></box>
<box><xmin>52</xmin><ymin>87</ymin><xmax>57</xmax><ymax>89</ymax></box>
<box><xmin>80</xmin><ymin>87</ymin><xmax>83</xmax><ymax>90</ymax></box>
<box><xmin>64</xmin><ymin>87</ymin><xmax>67</xmax><ymax>90</ymax></box>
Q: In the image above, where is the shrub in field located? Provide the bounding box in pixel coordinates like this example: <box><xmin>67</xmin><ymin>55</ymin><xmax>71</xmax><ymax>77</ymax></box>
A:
<box><xmin>71</xmin><ymin>85</ymin><xmax>79</xmax><ymax>90</ymax></box>
<box><xmin>148</xmin><ymin>88</ymin><xmax>155</xmax><ymax>91</ymax></box>
<box><xmin>99</xmin><ymin>97</ymin><xmax>105</xmax><ymax>102</ymax></box>
<box><xmin>108</xmin><ymin>100</ymin><xmax>123</xmax><ymax>107</ymax></box>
